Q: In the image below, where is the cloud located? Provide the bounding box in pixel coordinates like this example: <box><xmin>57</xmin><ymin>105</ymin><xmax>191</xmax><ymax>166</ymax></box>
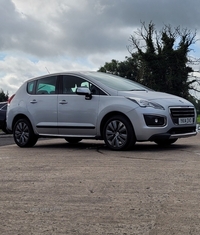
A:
<box><xmin>7</xmin><ymin>0</ymin><xmax>132</xmax><ymax>57</ymax></box>
<box><xmin>0</xmin><ymin>0</ymin><xmax>200</xmax><ymax>95</ymax></box>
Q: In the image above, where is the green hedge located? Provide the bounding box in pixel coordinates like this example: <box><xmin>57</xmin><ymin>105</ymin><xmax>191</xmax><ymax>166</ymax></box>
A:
<box><xmin>197</xmin><ymin>115</ymin><xmax>200</xmax><ymax>124</ymax></box>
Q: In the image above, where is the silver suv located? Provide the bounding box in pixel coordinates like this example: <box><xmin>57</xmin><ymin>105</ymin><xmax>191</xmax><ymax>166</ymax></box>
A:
<box><xmin>7</xmin><ymin>71</ymin><xmax>197</xmax><ymax>150</ymax></box>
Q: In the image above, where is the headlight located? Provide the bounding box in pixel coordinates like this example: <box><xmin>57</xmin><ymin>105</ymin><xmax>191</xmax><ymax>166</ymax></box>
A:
<box><xmin>127</xmin><ymin>97</ymin><xmax>165</xmax><ymax>110</ymax></box>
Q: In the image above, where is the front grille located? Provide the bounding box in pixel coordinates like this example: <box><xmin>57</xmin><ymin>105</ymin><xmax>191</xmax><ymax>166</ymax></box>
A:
<box><xmin>170</xmin><ymin>107</ymin><xmax>195</xmax><ymax>125</ymax></box>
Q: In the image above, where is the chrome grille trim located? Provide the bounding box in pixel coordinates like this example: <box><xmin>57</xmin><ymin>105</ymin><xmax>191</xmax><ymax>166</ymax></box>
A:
<box><xmin>169</xmin><ymin>107</ymin><xmax>195</xmax><ymax>125</ymax></box>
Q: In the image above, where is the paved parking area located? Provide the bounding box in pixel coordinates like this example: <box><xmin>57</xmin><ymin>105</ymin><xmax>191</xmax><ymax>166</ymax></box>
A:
<box><xmin>0</xmin><ymin>135</ymin><xmax>200</xmax><ymax>234</ymax></box>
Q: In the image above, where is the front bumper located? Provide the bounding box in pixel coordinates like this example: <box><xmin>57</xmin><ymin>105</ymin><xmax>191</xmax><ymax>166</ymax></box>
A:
<box><xmin>127</xmin><ymin>105</ymin><xmax>197</xmax><ymax>141</ymax></box>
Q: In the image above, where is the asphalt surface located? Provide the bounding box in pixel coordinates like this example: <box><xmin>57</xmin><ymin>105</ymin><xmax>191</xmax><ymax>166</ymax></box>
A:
<box><xmin>0</xmin><ymin>134</ymin><xmax>200</xmax><ymax>234</ymax></box>
<box><xmin>0</xmin><ymin>132</ymin><xmax>14</xmax><ymax>146</ymax></box>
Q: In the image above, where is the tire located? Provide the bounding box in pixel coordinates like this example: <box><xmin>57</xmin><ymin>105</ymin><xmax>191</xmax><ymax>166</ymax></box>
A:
<box><xmin>103</xmin><ymin>115</ymin><xmax>136</xmax><ymax>151</ymax></box>
<box><xmin>65</xmin><ymin>137</ymin><xmax>82</xmax><ymax>144</ymax></box>
<box><xmin>154</xmin><ymin>138</ymin><xmax>178</xmax><ymax>146</ymax></box>
<box><xmin>13</xmin><ymin>118</ymin><xmax>38</xmax><ymax>147</ymax></box>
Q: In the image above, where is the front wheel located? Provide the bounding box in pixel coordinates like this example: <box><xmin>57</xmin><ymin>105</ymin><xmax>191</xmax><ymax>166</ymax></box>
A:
<box><xmin>103</xmin><ymin>115</ymin><xmax>135</xmax><ymax>151</ymax></box>
<box><xmin>13</xmin><ymin>118</ymin><xmax>38</xmax><ymax>147</ymax></box>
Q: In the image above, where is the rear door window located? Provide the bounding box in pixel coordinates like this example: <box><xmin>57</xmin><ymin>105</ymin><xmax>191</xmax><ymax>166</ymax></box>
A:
<box><xmin>36</xmin><ymin>76</ymin><xmax>57</xmax><ymax>94</ymax></box>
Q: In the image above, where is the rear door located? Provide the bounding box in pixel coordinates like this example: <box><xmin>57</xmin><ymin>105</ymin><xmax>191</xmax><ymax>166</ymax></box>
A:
<box><xmin>26</xmin><ymin>75</ymin><xmax>58</xmax><ymax>135</ymax></box>
<box><xmin>58</xmin><ymin>75</ymin><xmax>100</xmax><ymax>136</ymax></box>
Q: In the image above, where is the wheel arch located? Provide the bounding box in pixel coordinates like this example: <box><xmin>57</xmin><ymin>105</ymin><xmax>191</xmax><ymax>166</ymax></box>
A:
<box><xmin>12</xmin><ymin>114</ymin><xmax>31</xmax><ymax>131</ymax></box>
<box><xmin>100</xmin><ymin>111</ymin><xmax>135</xmax><ymax>137</ymax></box>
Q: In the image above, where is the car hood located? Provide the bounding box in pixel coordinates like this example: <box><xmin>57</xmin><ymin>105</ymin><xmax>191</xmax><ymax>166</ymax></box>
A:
<box><xmin>118</xmin><ymin>90</ymin><xmax>193</xmax><ymax>106</ymax></box>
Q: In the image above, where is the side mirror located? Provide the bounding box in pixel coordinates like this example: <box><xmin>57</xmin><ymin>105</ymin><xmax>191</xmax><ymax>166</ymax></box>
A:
<box><xmin>76</xmin><ymin>87</ymin><xmax>92</xmax><ymax>100</ymax></box>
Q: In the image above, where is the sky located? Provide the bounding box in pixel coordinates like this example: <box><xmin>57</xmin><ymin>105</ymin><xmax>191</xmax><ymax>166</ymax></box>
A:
<box><xmin>1</xmin><ymin>0</ymin><xmax>200</xmax><ymax>96</ymax></box>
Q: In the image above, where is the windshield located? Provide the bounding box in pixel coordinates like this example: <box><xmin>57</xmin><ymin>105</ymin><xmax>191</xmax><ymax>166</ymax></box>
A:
<box><xmin>86</xmin><ymin>72</ymin><xmax>151</xmax><ymax>91</ymax></box>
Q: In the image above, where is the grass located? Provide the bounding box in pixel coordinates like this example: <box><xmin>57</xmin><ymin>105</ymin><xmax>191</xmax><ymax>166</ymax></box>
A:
<box><xmin>197</xmin><ymin>115</ymin><xmax>200</xmax><ymax>124</ymax></box>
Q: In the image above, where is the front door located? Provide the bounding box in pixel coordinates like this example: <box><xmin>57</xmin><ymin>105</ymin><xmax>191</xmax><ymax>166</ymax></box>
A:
<box><xmin>57</xmin><ymin>75</ymin><xmax>99</xmax><ymax>136</ymax></box>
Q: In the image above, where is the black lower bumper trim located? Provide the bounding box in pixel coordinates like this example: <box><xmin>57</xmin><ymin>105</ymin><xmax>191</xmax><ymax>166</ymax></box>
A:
<box><xmin>148</xmin><ymin>126</ymin><xmax>197</xmax><ymax>141</ymax></box>
<box><xmin>148</xmin><ymin>133</ymin><xmax>171</xmax><ymax>141</ymax></box>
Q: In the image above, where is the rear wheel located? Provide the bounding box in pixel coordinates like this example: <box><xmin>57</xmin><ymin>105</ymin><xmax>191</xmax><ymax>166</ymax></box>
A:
<box><xmin>103</xmin><ymin>115</ymin><xmax>135</xmax><ymax>150</ymax></box>
<box><xmin>65</xmin><ymin>137</ymin><xmax>82</xmax><ymax>144</ymax></box>
<box><xmin>154</xmin><ymin>138</ymin><xmax>178</xmax><ymax>146</ymax></box>
<box><xmin>13</xmin><ymin>118</ymin><xmax>38</xmax><ymax>147</ymax></box>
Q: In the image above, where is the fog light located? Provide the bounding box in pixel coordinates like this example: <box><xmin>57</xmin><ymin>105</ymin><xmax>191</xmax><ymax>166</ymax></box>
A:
<box><xmin>144</xmin><ymin>115</ymin><xmax>166</xmax><ymax>127</ymax></box>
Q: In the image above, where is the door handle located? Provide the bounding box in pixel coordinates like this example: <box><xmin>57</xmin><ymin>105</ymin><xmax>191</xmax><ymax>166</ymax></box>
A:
<box><xmin>30</xmin><ymin>100</ymin><xmax>37</xmax><ymax>104</ymax></box>
<box><xmin>59</xmin><ymin>100</ymin><xmax>68</xmax><ymax>104</ymax></box>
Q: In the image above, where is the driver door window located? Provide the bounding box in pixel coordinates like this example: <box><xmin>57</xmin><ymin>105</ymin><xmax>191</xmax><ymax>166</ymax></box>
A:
<box><xmin>62</xmin><ymin>75</ymin><xmax>89</xmax><ymax>94</ymax></box>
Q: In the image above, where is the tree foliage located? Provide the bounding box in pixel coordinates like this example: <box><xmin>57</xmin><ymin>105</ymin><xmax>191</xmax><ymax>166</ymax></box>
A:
<box><xmin>98</xmin><ymin>55</ymin><xmax>141</xmax><ymax>82</ymax></box>
<box><xmin>0</xmin><ymin>89</ymin><xmax>9</xmax><ymax>102</ymax></box>
<box><xmin>98</xmin><ymin>22</ymin><xmax>199</xmax><ymax>101</ymax></box>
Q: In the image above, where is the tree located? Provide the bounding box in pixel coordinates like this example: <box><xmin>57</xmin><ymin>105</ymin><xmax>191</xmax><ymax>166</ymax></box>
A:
<box><xmin>98</xmin><ymin>55</ymin><xmax>141</xmax><ymax>82</ymax></box>
<box><xmin>0</xmin><ymin>89</ymin><xmax>9</xmax><ymax>102</ymax></box>
<box><xmin>128</xmin><ymin>22</ymin><xmax>198</xmax><ymax>100</ymax></box>
<box><xmin>99</xmin><ymin>22</ymin><xmax>199</xmax><ymax>101</ymax></box>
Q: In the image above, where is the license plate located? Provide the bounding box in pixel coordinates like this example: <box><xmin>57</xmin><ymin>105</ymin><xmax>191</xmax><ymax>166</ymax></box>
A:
<box><xmin>178</xmin><ymin>117</ymin><xmax>193</xmax><ymax>125</ymax></box>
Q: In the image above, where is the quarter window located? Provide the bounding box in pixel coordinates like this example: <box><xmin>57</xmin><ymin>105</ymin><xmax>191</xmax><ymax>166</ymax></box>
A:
<box><xmin>27</xmin><ymin>81</ymin><xmax>35</xmax><ymax>94</ymax></box>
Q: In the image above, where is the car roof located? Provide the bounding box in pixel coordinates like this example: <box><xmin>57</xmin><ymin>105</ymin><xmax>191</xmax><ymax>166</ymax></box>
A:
<box><xmin>22</xmin><ymin>71</ymin><xmax>151</xmax><ymax>96</ymax></box>
<box><xmin>26</xmin><ymin>71</ymin><xmax>92</xmax><ymax>82</ymax></box>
